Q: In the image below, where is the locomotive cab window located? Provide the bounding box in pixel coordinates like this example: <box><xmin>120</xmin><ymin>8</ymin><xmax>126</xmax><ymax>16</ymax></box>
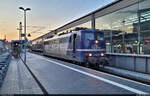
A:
<box><xmin>97</xmin><ymin>32</ymin><xmax>104</xmax><ymax>40</ymax></box>
<box><xmin>85</xmin><ymin>32</ymin><xmax>94</xmax><ymax>40</ymax></box>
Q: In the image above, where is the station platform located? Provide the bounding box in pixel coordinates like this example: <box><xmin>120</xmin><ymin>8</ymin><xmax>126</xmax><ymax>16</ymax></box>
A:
<box><xmin>0</xmin><ymin>56</ymin><xmax>42</xmax><ymax>94</ymax></box>
<box><xmin>102</xmin><ymin>66</ymin><xmax>150</xmax><ymax>84</ymax></box>
<box><xmin>1</xmin><ymin>52</ymin><xmax>150</xmax><ymax>94</ymax></box>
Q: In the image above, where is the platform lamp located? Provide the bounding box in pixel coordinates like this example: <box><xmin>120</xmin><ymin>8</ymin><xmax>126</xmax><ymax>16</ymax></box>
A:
<box><xmin>19</xmin><ymin>7</ymin><xmax>31</xmax><ymax>63</ymax></box>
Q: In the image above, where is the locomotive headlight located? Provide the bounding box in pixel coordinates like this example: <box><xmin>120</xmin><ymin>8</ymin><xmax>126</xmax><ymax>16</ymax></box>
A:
<box><xmin>100</xmin><ymin>53</ymin><xmax>104</xmax><ymax>57</ymax></box>
<box><xmin>95</xmin><ymin>40</ymin><xmax>99</xmax><ymax>44</ymax></box>
<box><xmin>88</xmin><ymin>53</ymin><xmax>92</xmax><ymax>57</ymax></box>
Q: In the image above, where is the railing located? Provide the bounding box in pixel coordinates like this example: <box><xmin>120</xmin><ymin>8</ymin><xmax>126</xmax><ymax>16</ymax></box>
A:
<box><xmin>106</xmin><ymin>53</ymin><xmax>150</xmax><ymax>74</ymax></box>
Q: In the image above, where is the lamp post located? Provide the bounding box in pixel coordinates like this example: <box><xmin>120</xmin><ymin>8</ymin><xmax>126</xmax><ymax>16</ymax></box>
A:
<box><xmin>19</xmin><ymin>7</ymin><xmax>31</xmax><ymax>63</ymax></box>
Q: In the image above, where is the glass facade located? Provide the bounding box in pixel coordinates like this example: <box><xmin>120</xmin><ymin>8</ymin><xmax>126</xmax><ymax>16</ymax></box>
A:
<box><xmin>95</xmin><ymin>15</ymin><xmax>112</xmax><ymax>52</ymax></box>
<box><xmin>43</xmin><ymin>0</ymin><xmax>150</xmax><ymax>55</ymax></box>
<box><xmin>139</xmin><ymin>0</ymin><xmax>150</xmax><ymax>54</ymax></box>
<box><xmin>95</xmin><ymin>0</ymin><xmax>150</xmax><ymax>54</ymax></box>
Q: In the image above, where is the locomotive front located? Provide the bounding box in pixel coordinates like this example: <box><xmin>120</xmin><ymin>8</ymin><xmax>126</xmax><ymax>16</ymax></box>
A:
<box><xmin>82</xmin><ymin>30</ymin><xmax>109</xmax><ymax>68</ymax></box>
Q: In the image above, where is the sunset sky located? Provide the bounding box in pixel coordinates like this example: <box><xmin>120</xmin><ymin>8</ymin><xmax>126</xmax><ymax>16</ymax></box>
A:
<box><xmin>0</xmin><ymin>0</ymin><xmax>115</xmax><ymax>41</ymax></box>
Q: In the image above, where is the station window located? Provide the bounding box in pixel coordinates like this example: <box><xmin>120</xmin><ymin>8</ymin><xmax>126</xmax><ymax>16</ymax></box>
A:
<box><xmin>139</xmin><ymin>0</ymin><xmax>150</xmax><ymax>54</ymax></box>
<box><xmin>95</xmin><ymin>14</ymin><xmax>111</xmax><ymax>53</ymax></box>
<box><xmin>95</xmin><ymin>2</ymin><xmax>139</xmax><ymax>54</ymax></box>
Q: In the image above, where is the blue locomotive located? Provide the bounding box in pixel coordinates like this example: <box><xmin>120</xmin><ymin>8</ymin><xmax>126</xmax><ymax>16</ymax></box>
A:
<box><xmin>43</xmin><ymin>29</ymin><xmax>109</xmax><ymax>68</ymax></box>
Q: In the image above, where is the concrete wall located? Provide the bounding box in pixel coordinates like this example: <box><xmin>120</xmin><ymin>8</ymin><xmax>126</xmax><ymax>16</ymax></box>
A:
<box><xmin>106</xmin><ymin>53</ymin><xmax>150</xmax><ymax>74</ymax></box>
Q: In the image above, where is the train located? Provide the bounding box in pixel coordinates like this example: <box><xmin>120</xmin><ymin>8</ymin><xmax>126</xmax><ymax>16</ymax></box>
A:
<box><xmin>31</xmin><ymin>29</ymin><xmax>109</xmax><ymax>68</ymax></box>
<box><xmin>32</xmin><ymin>38</ymin><xmax>43</xmax><ymax>52</ymax></box>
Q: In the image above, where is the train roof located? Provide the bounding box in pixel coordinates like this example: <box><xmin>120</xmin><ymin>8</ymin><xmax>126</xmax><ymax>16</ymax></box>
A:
<box><xmin>44</xmin><ymin>29</ymin><xmax>103</xmax><ymax>42</ymax></box>
<box><xmin>44</xmin><ymin>32</ymin><xmax>72</xmax><ymax>42</ymax></box>
<box><xmin>80</xmin><ymin>29</ymin><xmax>102</xmax><ymax>32</ymax></box>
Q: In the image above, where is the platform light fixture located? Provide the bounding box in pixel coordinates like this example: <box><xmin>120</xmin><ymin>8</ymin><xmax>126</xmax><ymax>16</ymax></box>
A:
<box><xmin>19</xmin><ymin>7</ymin><xmax>31</xmax><ymax>63</ymax></box>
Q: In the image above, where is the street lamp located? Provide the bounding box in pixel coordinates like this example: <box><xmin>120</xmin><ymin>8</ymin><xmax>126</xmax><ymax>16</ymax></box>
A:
<box><xmin>19</xmin><ymin>7</ymin><xmax>31</xmax><ymax>63</ymax></box>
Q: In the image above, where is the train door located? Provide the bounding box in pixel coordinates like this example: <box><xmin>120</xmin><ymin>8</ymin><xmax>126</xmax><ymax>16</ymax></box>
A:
<box><xmin>73</xmin><ymin>34</ymin><xmax>77</xmax><ymax>53</ymax></box>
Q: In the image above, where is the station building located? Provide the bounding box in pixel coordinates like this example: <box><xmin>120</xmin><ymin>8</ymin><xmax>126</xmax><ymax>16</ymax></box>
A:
<box><xmin>33</xmin><ymin>0</ymin><xmax>150</xmax><ymax>55</ymax></box>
